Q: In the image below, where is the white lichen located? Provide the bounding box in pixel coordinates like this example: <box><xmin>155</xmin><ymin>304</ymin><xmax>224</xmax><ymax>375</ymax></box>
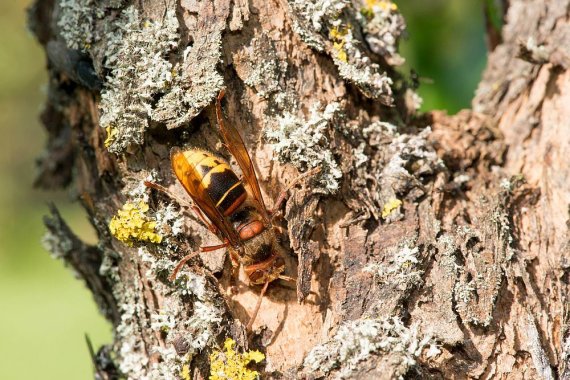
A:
<box><xmin>526</xmin><ymin>314</ymin><xmax>555</xmax><ymax>380</ymax></box>
<box><xmin>172</xmin><ymin>272</ymin><xmax>224</xmax><ymax>356</ymax></box>
<box><xmin>147</xmin><ymin>346</ymin><xmax>183</xmax><ymax>380</ymax></box>
<box><xmin>490</xmin><ymin>204</ymin><xmax>516</xmax><ymax>261</ymax></box>
<box><xmin>356</xmin><ymin>0</ymin><xmax>406</xmax><ymax>65</ymax></box>
<box><xmin>138</xmin><ymin>246</ymin><xmax>175</xmax><ymax>278</ymax></box>
<box><xmin>150</xmin><ymin>312</ymin><xmax>176</xmax><ymax>332</ymax></box>
<box><xmin>115</xmin><ymin>279</ymin><xmax>151</xmax><ymax>379</ymax></box>
<box><xmin>334</xmin><ymin>55</ymin><xmax>394</xmax><ymax>102</ymax></box>
<box><xmin>155</xmin><ymin>203</ymin><xmax>185</xmax><ymax>237</ymax></box>
<box><xmin>234</xmin><ymin>34</ymin><xmax>286</xmax><ymax>99</ymax></box>
<box><xmin>287</xmin><ymin>0</ymin><xmax>394</xmax><ymax>103</ymax></box>
<box><xmin>266</xmin><ymin>102</ymin><xmax>343</xmax><ymax>192</ymax></box>
<box><xmin>437</xmin><ymin>233</ymin><xmax>460</xmax><ymax>278</ymax></box>
<box><xmin>453</xmin><ymin>219</ymin><xmax>508</xmax><ymax>327</ymax></box>
<box><xmin>140</xmin><ymin>248</ymin><xmax>224</xmax><ymax>357</ymax></box>
<box><xmin>353</xmin><ymin>142</ymin><xmax>369</xmax><ymax>167</ymax></box>
<box><xmin>453</xmin><ymin>173</ymin><xmax>471</xmax><ymax>187</ymax></box>
<box><xmin>288</xmin><ymin>0</ymin><xmax>349</xmax><ymax>32</ymax></box>
<box><xmin>100</xmin><ymin>7</ymin><xmax>180</xmax><ymax>153</ymax></box>
<box><xmin>126</xmin><ymin>172</ymin><xmax>160</xmax><ymax>203</ymax></box>
<box><xmin>383</xmin><ymin>127</ymin><xmax>442</xmax><ymax>181</ymax></box>
<box><xmin>57</xmin><ymin>0</ymin><xmax>105</xmax><ymax>51</ymax></box>
<box><xmin>454</xmin><ymin>280</ymin><xmax>475</xmax><ymax>304</ymax></box>
<box><xmin>523</xmin><ymin>36</ymin><xmax>549</xmax><ymax>63</ymax></box>
<box><xmin>329</xmin><ymin>117</ymin><xmax>442</xmax><ymax>223</ymax></box>
<box><xmin>99</xmin><ymin>249</ymin><xmax>121</xmax><ymax>283</ymax></box>
<box><xmin>329</xmin><ymin>114</ymin><xmax>443</xmax><ymax>227</ymax></box>
<box><xmin>364</xmin><ymin>245</ymin><xmax>423</xmax><ymax>291</ymax></box>
<box><xmin>330</xmin><ymin>24</ymin><xmax>394</xmax><ymax>103</ymax></box>
<box><xmin>425</xmin><ymin>343</ymin><xmax>442</xmax><ymax>359</ymax></box>
<box><xmin>109</xmin><ymin>247</ymin><xmax>224</xmax><ymax>379</ymax></box>
<box><xmin>362</xmin><ymin>120</ymin><xmax>398</xmax><ymax>141</ymax></box>
<box><xmin>303</xmin><ymin>317</ymin><xmax>435</xmax><ymax>379</ymax></box>
<box><xmin>152</xmin><ymin>29</ymin><xmax>224</xmax><ymax>128</ymax></box>
<box><xmin>372</xmin><ymin>126</ymin><xmax>443</xmax><ymax>208</ymax></box>
<box><xmin>41</xmin><ymin>229</ymin><xmax>73</xmax><ymax>260</ymax></box>
<box><xmin>243</xmin><ymin>59</ymin><xmax>281</xmax><ymax>98</ymax></box>
<box><xmin>405</xmin><ymin>87</ymin><xmax>423</xmax><ymax>112</ymax></box>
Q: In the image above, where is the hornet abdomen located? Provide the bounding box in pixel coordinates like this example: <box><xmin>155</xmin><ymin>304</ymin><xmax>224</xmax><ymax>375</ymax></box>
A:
<box><xmin>183</xmin><ymin>150</ymin><xmax>247</xmax><ymax>216</ymax></box>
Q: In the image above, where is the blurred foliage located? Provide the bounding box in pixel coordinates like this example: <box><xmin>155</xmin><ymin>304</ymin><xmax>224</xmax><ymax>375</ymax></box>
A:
<box><xmin>398</xmin><ymin>0</ymin><xmax>487</xmax><ymax>113</ymax></box>
<box><xmin>0</xmin><ymin>0</ymin><xmax>486</xmax><ymax>379</ymax></box>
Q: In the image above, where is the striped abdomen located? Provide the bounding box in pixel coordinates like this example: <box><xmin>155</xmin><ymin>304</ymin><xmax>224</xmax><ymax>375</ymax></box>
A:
<box><xmin>184</xmin><ymin>150</ymin><xmax>247</xmax><ymax>216</ymax></box>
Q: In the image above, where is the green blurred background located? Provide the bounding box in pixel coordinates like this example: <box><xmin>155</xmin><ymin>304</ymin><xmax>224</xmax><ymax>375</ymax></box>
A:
<box><xmin>0</xmin><ymin>0</ymin><xmax>486</xmax><ymax>379</ymax></box>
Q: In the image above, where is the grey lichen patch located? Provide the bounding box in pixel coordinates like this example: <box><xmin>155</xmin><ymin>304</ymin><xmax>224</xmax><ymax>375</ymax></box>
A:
<box><xmin>355</xmin><ymin>0</ymin><xmax>406</xmax><ymax>66</ymax></box>
<box><xmin>154</xmin><ymin>204</ymin><xmax>185</xmax><ymax>239</ymax></box>
<box><xmin>139</xmin><ymin>247</ymin><xmax>225</xmax><ymax>356</ymax></box>
<box><xmin>526</xmin><ymin>313</ymin><xmax>555</xmax><ymax>380</ymax></box>
<box><xmin>102</xmin><ymin>248</ymin><xmax>151</xmax><ymax>379</ymax></box>
<box><xmin>138</xmin><ymin>246</ymin><xmax>176</xmax><ymax>279</ymax></box>
<box><xmin>94</xmin><ymin>2</ymin><xmax>226</xmax><ymax>151</ymax></box>
<box><xmin>57</xmin><ymin>0</ymin><xmax>104</xmax><ymax>51</ymax></box>
<box><xmin>437</xmin><ymin>233</ymin><xmax>460</xmax><ymax>279</ymax></box>
<box><xmin>114</xmin><ymin>281</ymin><xmax>151</xmax><ymax>378</ymax></box>
<box><xmin>381</xmin><ymin>127</ymin><xmax>443</xmax><ymax>195</ymax></box>
<box><xmin>287</xmin><ymin>0</ymin><xmax>349</xmax><ymax>51</ymax></box>
<box><xmin>302</xmin><ymin>317</ymin><xmax>437</xmax><ymax>379</ymax></box>
<box><xmin>286</xmin><ymin>0</ymin><xmax>400</xmax><ymax>104</ymax></box>
<box><xmin>56</xmin><ymin>0</ymin><xmax>124</xmax><ymax>51</ymax></box>
<box><xmin>348</xmin><ymin>122</ymin><xmax>443</xmax><ymax>221</ymax></box>
<box><xmin>231</xmin><ymin>28</ymin><xmax>361</xmax><ymax>197</ymax></box>
<box><xmin>407</xmin><ymin>233</ymin><xmax>465</xmax><ymax>345</ymax></box>
<box><xmin>266</xmin><ymin>102</ymin><xmax>343</xmax><ymax>193</ymax></box>
<box><xmin>364</xmin><ymin>244</ymin><xmax>423</xmax><ymax>292</ymax></box>
<box><xmin>173</xmin><ymin>276</ymin><xmax>225</xmax><ymax>353</ymax></box>
<box><xmin>404</xmin><ymin>87</ymin><xmax>423</xmax><ymax>112</ymax></box>
<box><xmin>100</xmin><ymin>7</ymin><xmax>180</xmax><ymax>153</ymax></box>
<box><xmin>233</xmin><ymin>33</ymin><xmax>286</xmax><ymax>99</ymax></box>
<box><xmin>42</xmin><ymin>222</ymin><xmax>74</xmax><ymax>261</ymax></box>
<box><xmin>453</xmin><ymin>190</ymin><xmax>514</xmax><ymax>327</ymax></box>
<box><xmin>109</xmin><ymin>246</ymin><xmax>225</xmax><ymax>379</ymax></box>
<box><xmin>152</xmin><ymin>29</ymin><xmax>224</xmax><ymax>129</ymax></box>
<box><xmin>148</xmin><ymin>346</ymin><xmax>182</xmax><ymax>380</ymax></box>
<box><xmin>329</xmin><ymin>25</ymin><xmax>393</xmax><ymax>103</ymax></box>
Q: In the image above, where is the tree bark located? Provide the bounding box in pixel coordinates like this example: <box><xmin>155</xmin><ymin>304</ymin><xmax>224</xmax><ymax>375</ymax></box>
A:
<box><xmin>30</xmin><ymin>0</ymin><xmax>570</xmax><ymax>379</ymax></box>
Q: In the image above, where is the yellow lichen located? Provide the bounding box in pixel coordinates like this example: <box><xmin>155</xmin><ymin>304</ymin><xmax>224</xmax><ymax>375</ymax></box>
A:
<box><xmin>365</xmin><ymin>0</ymin><xmax>398</xmax><ymax>11</ymax></box>
<box><xmin>381</xmin><ymin>198</ymin><xmax>402</xmax><ymax>219</ymax></box>
<box><xmin>109</xmin><ymin>201</ymin><xmax>163</xmax><ymax>246</ymax></box>
<box><xmin>361</xmin><ymin>0</ymin><xmax>397</xmax><ymax>19</ymax></box>
<box><xmin>329</xmin><ymin>26</ymin><xmax>350</xmax><ymax>63</ymax></box>
<box><xmin>209</xmin><ymin>338</ymin><xmax>265</xmax><ymax>380</ymax></box>
<box><xmin>181</xmin><ymin>364</ymin><xmax>191</xmax><ymax>380</ymax></box>
<box><xmin>104</xmin><ymin>125</ymin><xmax>117</xmax><ymax>148</ymax></box>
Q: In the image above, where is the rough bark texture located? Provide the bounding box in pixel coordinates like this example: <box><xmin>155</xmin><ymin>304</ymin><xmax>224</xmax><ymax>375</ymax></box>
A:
<box><xmin>31</xmin><ymin>0</ymin><xmax>570</xmax><ymax>379</ymax></box>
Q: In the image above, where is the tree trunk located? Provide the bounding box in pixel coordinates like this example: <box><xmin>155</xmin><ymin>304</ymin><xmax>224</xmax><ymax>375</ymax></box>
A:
<box><xmin>30</xmin><ymin>0</ymin><xmax>570</xmax><ymax>378</ymax></box>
